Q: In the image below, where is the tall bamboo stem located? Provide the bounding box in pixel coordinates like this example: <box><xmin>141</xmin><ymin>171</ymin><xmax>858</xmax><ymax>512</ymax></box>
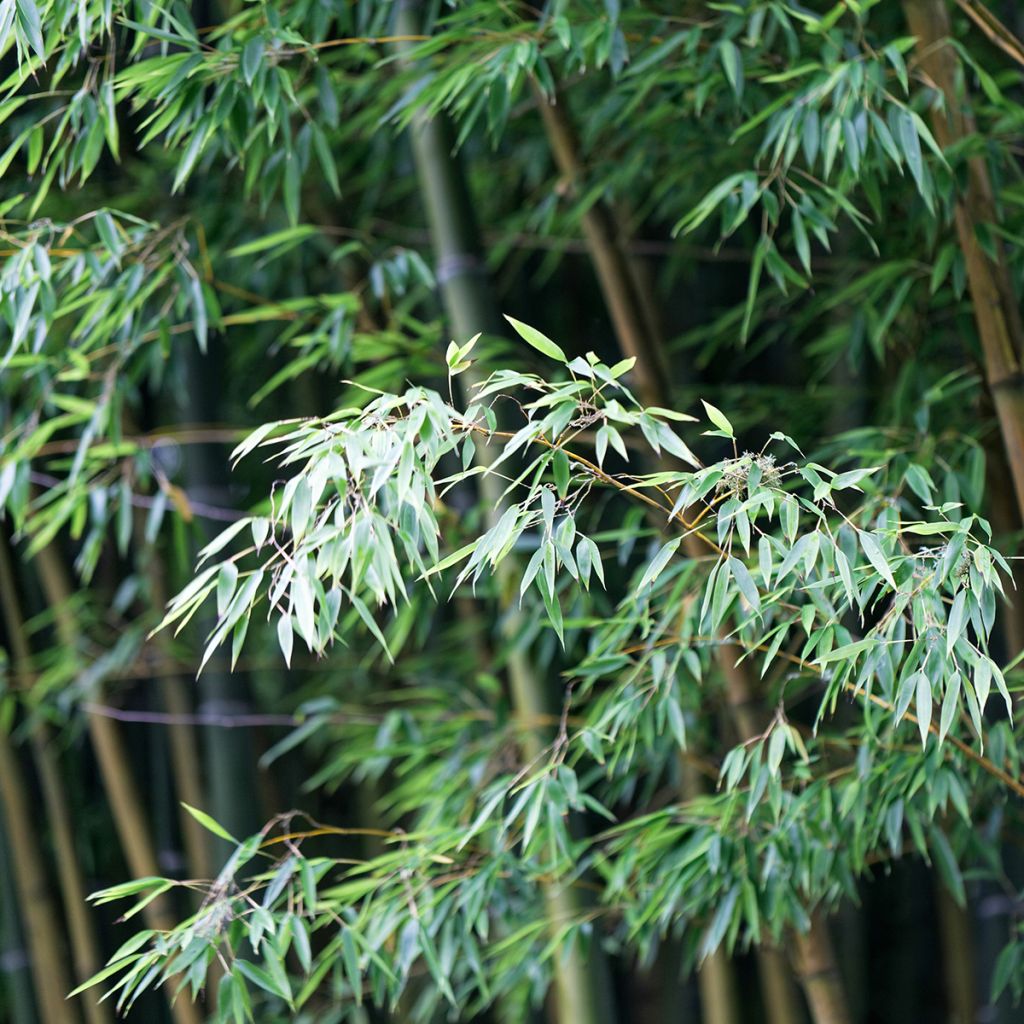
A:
<box><xmin>0</xmin><ymin>538</ymin><xmax>111</xmax><ymax>1024</ymax></box>
<box><xmin>0</xmin><ymin>731</ymin><xmax>76</xmax><ymax>1024</ymax></box>
<box><xmin>759</xmin><ymin>945</ymin><xmax>807</xmax><ymax>1024</ymax></box>
<box><xmin>903</xmin><ymin>0</ymin><xmax>1024</xmax><ymax>521</ymax></box>
<box><xmin>178</xmin><ymin>343</ymin><xmax>262</xmax><ymax>854</ymax></box>
<box><xmin>31</xmin><ymin>543</ymin><xmax>203</xmax><ymax>1024</ymax></box>
<box><xmin>0</xmin><ymin>821</ymin><xmax>38</xmax><ymax>1024</ymax></box>
<box><xmin>680</xmin><ymin>765</ymin><xmax>741</xmax><ymax>1024</ymax></box>
<box><xmin>896</xmin><ymin>2</ymin><xmax>1024</xmax><ymax>672</ymax></box>
<box><xmin>901</xmin><ymin>9</ymin><xmax>1019</xmax><ymax>1015</ymax></box>
<box><xmin>936</xmin><ymin>885</ymin><xmax>976</xmax><ymax>1024</ymax></box>
<box><xmin>790</xmin><ymin>912</ymin><xmax>850</xmax><ymax>1024</ymax></box>
<box><xmin>143</xmin><ymin>550</ymin><xmax>213</xmax><ymax>881</ymax></box>
<box><xmin>0</xmin><ymin>537</ymin><xmax>89</xmax><ymax>1024</ymax></box>
<box><xmin>533</xmin><ymin>87</ymin><xmax>671</xmax><ymax>406</ymax></box>
<box><xmin>533</xmin><ymin>84</ymin><xmax>848</xmax><ymax>1024</ymax></box>
<box><xmin>393</xmin><ymin>7</ymin><xmax>616</xmax><ymax>1022</ymax></box>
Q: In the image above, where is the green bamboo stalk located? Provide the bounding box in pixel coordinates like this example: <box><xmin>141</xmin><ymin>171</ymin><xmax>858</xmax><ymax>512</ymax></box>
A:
<box><xmin>758</xmin><ymin>945</ymin><xmax>806</xmax><ymax>1024</ymax></box>
<box><xmin>142</xmin><ymin>550</ymin><xmax>214</xmax><ymax>881</ymax></box>
<box><xmin>392</xmin><ymin>6</ymin><xmax>616</xmax><ymax>1022</ymax></box>
<box><xmin>788</xmin><ymin>911</ymin><xmax>849</xmax><ymax>1024</ymax></box>
<box><xmin>28</xmin><ymin>732</ymin><xmax>112</xmax><ymax>1024</ymax></box>
<box><xmin>178</xmin><ymin>342</ymin><xmax>263</xmax><ymax>856</ymax></box>
<box><xmin>532</xmin><ymin>85</ymin><xmax>671</xmax><ymax>407</ymax></box>
<box><xmin>894</xmin><ymin>0</ymin><xmax>1024</xmax><ymax>674</ymax></box>
<box><xmin>899</xmin><ymin>12</ymin><xmax>1015</xmax><ymax>1017</ymax></box>
<box><xmin>0</xmin><ymin>536</ymin><xmax>111</xmax><ymax>1024</ymax></box>
<box><xmin>0</xmin><ymin>822</ymin><xmax>38</xmax><ymax>1024</ymax></box>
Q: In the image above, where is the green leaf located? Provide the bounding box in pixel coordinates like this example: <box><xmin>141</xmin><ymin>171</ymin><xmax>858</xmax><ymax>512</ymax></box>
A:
<box><xmin>648</xmin><ymin>406</ymin><xmax>698</xmax><ymax>423</ymax></box>
<box><xmin>235</xmin><ymin>958</ymin><xmax>293</xmax><ymax>1007</ymax></box>
<box><xmin>635</xmin><ymin>538</ymin><xmax>681</xmax><ymax>593</ymax></box>
<box><xmin>553</xmin><ymin>450</ymin><xmax>570</xmax><ymax>497</ymax></box>
<box><xmin>504</xmin><ymin>315</ymin><xmax>567</xmax><ymax>362</ymax></box>
<box><xmin>816</xmin><ymin>637</ymin><xmax>874</xmax><ymax>665</ymax></box>
<box><xmin>946</xmin><ymin>589</ymin><xmax>967</xmax><ymax>657</ymax></box>
<box><xmin>419</xmin><ymin>924</ymin><xmax>457</xmax><ymax>1005</ymax></box>
<box><xmin>351</xmin><ymin>593</ymin><xmax>393</xmax><ymax>663</ymax></box>
<box><xmin>897</xmin><ymin>108</ymin><xmax>929</xmax><ymax>207</ymax></box>
<box><xmin>16</xmin><ymin>0</ymin><xmax>45</xmax><ymax>60</ymax></box>
<box><xmin>291</xmin><ymin>478</ymin><xmax>313</xmax><ymax>540</ymax></box>
<box><xmin>197</xmin><ymin>518</ymin><xmax>253</xmax><ymax>565</ymax></box>
<box><xmin>181</xmin><ymin>803</ymin><xmax>237</xmax><ymax>844</ymax></box>
<box><xmin>939</xmin><ymin>673</ymin><xmax>959</xmax><ymax>743</ymax></box>
<box><xmin>929</xmin><ymin>828</ymin><xmax>965</xmax><ymax>906</ymax></box>
<box><xmin>311</xmin><ymin>124</ymin><xmax>341</xmax><ymax>198</ymax></box>
<box><xmin>741</xmin><ymin>237</ymin><xmax>766</xmax><ymax>343</ymax></box>
<box><xmin>421</xmin><ymin>541</ymin><xmax>478</xmax><ymax>579</ymax></box>
<box><xmin>915</xmin><ymin>671</ymin><xmax>932</xmax><ymax>748</ymax></box>
<box><xmin>284</xmin><ymin>154</ymin><xmax>302</xmax><ymax>225</ymax></box>
<box><xmin>701</xmin><ymin>400</ymin><xmax>734</xmax><ymax>438</ymax></box>
<box><xmin>69</xmin><ymin>955</ymin><xmax>144</xmax><ymax>997</ymax></box>
<box><xmin>242</xmin><ymin>38</ymin><xmax>263</xmax><ymax>85</ymax></box>
<box><xmin>172</xmin><ymin>126</ymin><xmax>211</xmax><ymax>193</ymax></box>
<box><xmin>860</xmin><ymin>531</ymin><xmax>897</xmax><ymax>590</ymax></box>
<box><xmin>728</xmin><ymin>556</ymin><xmax>761</xmax><ymax>616</ymax></box>
<box><xmin>990</xmin><ymin>659</ymin><xmax>1013</xmax><ymax>720</ymax></box>
<box><xmin>229</xmin><ymin>227</ymin><xmax>319</xmax><ymax>258</ymax></box>
<box><xmin>217</xmin><ymin>562</ymin><xmax>239</xmax><ymax>616</ymax></box>
<box><xmin>674</xmin><ymin>173</ymin><xmax>752</xmax><ymax>235</ymax></box>
<box><xmin>792</xmin><ymin>208</ymin><xmax>811</xmax><ymax>274</ymax></box>
<box><xmin>277</xmin><ymin>615</ymin><xmax>294</xmax><ymax>668</ymax></box>
<box><xmin>89</xmin><ymin>877</ymin><xmax>170</xmax><ymax>904</ymax></box>
<box><xmin>719</xmin><ymin>40</ymin><xmax>743</xmax><ymax>99</ymax></box>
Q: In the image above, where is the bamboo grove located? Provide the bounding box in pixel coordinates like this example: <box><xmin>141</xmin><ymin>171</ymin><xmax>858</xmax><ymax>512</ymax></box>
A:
<box><xmin>3</xmin><ymin>2</ymin><xmax>1024</xmax><ymax>1023</ymax></box>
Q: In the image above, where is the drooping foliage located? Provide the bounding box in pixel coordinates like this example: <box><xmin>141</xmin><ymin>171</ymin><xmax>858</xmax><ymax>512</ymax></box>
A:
<box><xmin>2</xmin><ymin>3</ymin><xmax>1024</xmax><ymax>1024</ymax></box>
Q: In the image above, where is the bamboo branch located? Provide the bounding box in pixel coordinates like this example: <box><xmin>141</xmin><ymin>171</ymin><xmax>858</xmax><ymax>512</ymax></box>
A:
<box><xmin>954</xmin><ymin>0</ymin><xmax>1024</xmax><ymax>67</ymax></box>
<box><xmin>617</xmin><ymin>632</ymin><xmax>1024</xmax><ymax>801</ymax></box>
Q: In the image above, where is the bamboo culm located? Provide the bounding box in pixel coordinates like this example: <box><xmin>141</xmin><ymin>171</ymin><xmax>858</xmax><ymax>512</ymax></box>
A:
<box><xmin>532</xmin><ymin>82</ymin><xmax>850</xmax><ymax>1024</ymax></box>
<box><xmin>393</xmin><ymin>6</ymin><xmax>618</xmax><ymax>1023</ymax></box>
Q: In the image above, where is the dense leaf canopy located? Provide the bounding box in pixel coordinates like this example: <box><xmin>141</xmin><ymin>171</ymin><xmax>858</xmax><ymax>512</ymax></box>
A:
<box><xmin>3</xmin><ymin>3</ymin><xmax>1024</xmax><ymax>1024</ymax></box>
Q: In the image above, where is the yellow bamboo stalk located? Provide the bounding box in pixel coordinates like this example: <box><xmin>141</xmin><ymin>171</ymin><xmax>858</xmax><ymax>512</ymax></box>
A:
<box><xmin>903</xmin><ymin>0</ymin><xmax>1024</xmax><ymax>520</ymax></box>
<box><xmin>0</xmin><ymin>536</ymin><xmax>93</xmax><ymax>1024</ymax></box>
<box><xmin>31</xmin><ymin>543</ymin><xmax>204</xmax><ymax>1024</ymax></box>
<box><xmin>0</xmin><ymin>733</ymin><xmax>78</xmax><ymax>1024</ymax></box>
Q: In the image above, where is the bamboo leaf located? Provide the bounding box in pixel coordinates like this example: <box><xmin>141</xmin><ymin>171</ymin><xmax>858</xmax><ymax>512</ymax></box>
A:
<box><xmin>859</xmin><ymin>531</ymin><xmax>897</xmax><ymax>591</ymax></box>
<box><xmin>235</xmin><ymin>958</ymin><xmax>293</xmax><ymax>1007</ymax></box>
<box><xmin>635</xmin><ymin>538</ymin><xmax>681</xmax><ymax>593</ymax></box>
<box><xmin>503</xmin><ymin>315</ymin><xmax>567</xmax><ymax>362</ymax></box>
<box><xmin>915</xmin><ymin>671</ymin><xmax>932</xmax><ymax>748</ymax></box>
<box><xmin>181</xmin><ymin>803</ymin><xmax>237</xmax><ymax>844</ymax></box>
<box><xmin>946</xmin><ymin>589</ymin><xmax>967</xmax><ymax>657</ymax></box>
<box><xmin>228</xmin><ymin>226</ymin><xmax>319</xmax><ymax>258</ymax></box>
<box><xmin>701</xmin><ymin>401</ymin><xmax>734</xmax><ymax>438</ymax></box>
